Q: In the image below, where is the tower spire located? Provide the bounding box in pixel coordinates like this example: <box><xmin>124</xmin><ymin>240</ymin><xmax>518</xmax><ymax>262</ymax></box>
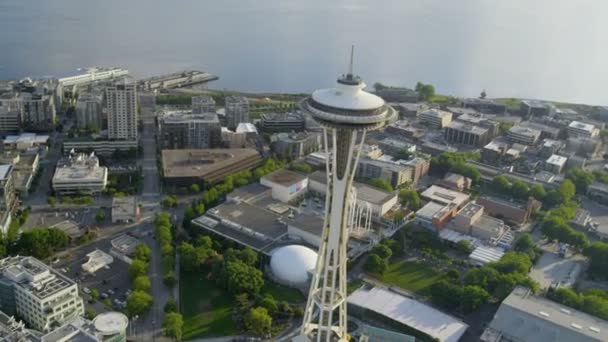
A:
<box><xmin>348</xmin><ymin>45</ymin><xmax>354</xmax><ymax>76</ymax></box>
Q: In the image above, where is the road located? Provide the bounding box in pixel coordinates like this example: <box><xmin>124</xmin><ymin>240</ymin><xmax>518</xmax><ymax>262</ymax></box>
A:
<box><xmin>131</xmin><ymin>94</ymin><xmax>173</xmax><ymax>342</ymax></box>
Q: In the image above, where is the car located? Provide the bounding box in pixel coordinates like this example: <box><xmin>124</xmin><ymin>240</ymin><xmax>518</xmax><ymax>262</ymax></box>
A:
<box><xmin>82</xmin><ymin>287</ymin><xmax>91</xmax><ymax>294</ymax></box>
<box><xmin>107</xmin><ymin>289</ymin><xmax>115</xmax><ymax>295</ymax></box>
<box><xmin>104</xmin><ymin>265</ymin><xmax>110</xmax><ymax>270</ymax></box>
<box><xmin>101</xmin><ymin>293</ymin><xmax>109</xmax><ymax>299</ymax></box>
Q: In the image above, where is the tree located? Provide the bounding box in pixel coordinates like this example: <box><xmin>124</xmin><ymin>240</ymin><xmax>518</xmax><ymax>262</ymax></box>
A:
<box><xmin>163</xmin><ymin>312</ymin><xmax>184</xmax><ymax>340</ymax></box>
<box><xmin>16</xmin><ymin>228</ymin><xmax>69</xmax><ymax>259</ymax></box>
<box><xmin>259</xmin><ymin>294</ymin><xmax>278</xmax><ymax>315</ymax></box>
<box><xmin>291</xmin><ymin>162</ymin><xmax>312</xmax><ymax>174</ymax></box>
<box><xmin>244</xmin><ymin>307</ymin><xmax>272</xmax><ymax>337</ymax></box>
<box><xmin>189</xmin><ymin>184</ymin><xmax>200</xmax><ymax>193</ymax></box>
<box><xmin>366</xmin><ymin>178</ymin><xmax>394</xmax><ymax>192</ymax></box>
<box><xmin>510</xmin><ymin>180</ymin><xmax>530</xmax><ymax>200</ymax></box>
<box><xmin>514</xmin><ymin>233</ymin><xmax>536</xmax><ymax>258</ymax></box>
<box><xmin>549</xmin><ymin>288</ymin><xmax>583</xmax><ymax>308</ymax></box>
<box><xmin>399</xmin><ymin>189</ymin><xmax>421</xmax><ymax>210</ymax></box>
<box><xmin>530</xmin><ymin>185</ymin><xmax>547</xmax><ymax>200</ymax></box>
<box><xmin>456</xmin><ymin>240</ymin><xmax>474</xmax><ymax>254</ymax></box>
<box><xmin>490</xmin><ymin>252</ymin><xmax>532</xmax><ymax>275</ymax></box>
<box><xmin>223</xmin><ymin>260</ymin><xmax>264</xmax><ymax>295</ymax></box>
<box><xmin>164</xmin><ymin>298</ymin><xmax>178</xmax><ymax>313</ymax></box>
<box><xmin>133</xmin><ymin>244</ymin><xmax>152</xmax><ymax>263</ymax></box>
<box><xmin>90</xmin><ymin>288</ymin><xmax>100</xmax><ymax>300</ymax></box>
<box><xmin>133</xmin><ymin>276</ymin><xmax>151</xmax><ymax>292</ymax></box>
<box><xmin>127</xmin><ymin>290</ymin><xmax>153</xmax><ymax>316</ymax></box>
<box><xmin>460</xmin><ymin>285</ymin><xmax>491</xmax><ymax>313</ymax></box>
<box><xmin>371</xmin><ymin>244</ymin><xmax>392</xmax><ymax>260</ymax></box>
<box><xmin>129</xmin><ymin>260</ymin><xmax>148</xmax><ymax>280</ymax></box>
<box><xmin>415</xmin><ymin>82</ymin><xmax>435</xmax><ymax>101</ymax></box>
<box><xmin>48</xmin><ymin>197</ymin><xmax>56</xmax><ymax>206</ymax></box>
<box><xmin>163</xmin><ymin>272</ymin><xmax>177</xmax><ymax>287</ymax></box>
<box><xmin>364</xmin><ymin>254</ymin><xmax>388</xmax><ymax>275</ymax></box>
<box><xmin>566</xmin><ymin>168</ymin><xmax>594</xmax><ymax>194</ymax></box>
<box><xmin>429</xmin><ymin>280</ymin><xmax>462</xmax><ymax>310</ymax></box>
<box><xmin>95</xmin><ymin>210</ymin><xmax>106</xmax><ymax>222</ymax></box>
<box><xmin>464</xmin><ymin>267</ymin><xmax>500</xmax><ymax>290</ymax></box>
<box><xmin>491</xmin><ymin>175</ymin><xmax>511</xmax><ymax>194</ymax></box>
<box><xmin>584</xmin><ymin>242</ymin><xmax>608</xmax><ymax>280</ymax></box>
<box><xmin>558</xmin><ymin>179</ymin><xmax>576</xmax><ymax>203</ymax></box>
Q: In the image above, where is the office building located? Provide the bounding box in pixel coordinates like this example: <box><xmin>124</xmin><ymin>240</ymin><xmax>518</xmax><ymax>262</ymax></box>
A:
<box><xmin>0</xmin><ymin>105</ymin><xmax>20</xmax><ymax>133</ymax></box>
<box><xmin>374</xmin><ymin>87</ymin><xmax>418</xmax><ymax>102</ymax></box>
<box><xmin>541</xmin><ymin>139</ymin><xmax>563</xmax><ymax>158</ymax></box>
<box><xmin>545</xmin><ymin>154</ymin><xmax>568</xmax><ymax>174</ymax></box>
<box><xmin>260</xmin><ymin>169</ymin><xmax>308</xmax><ymax>203</ymax></box>
<box><xmin>439</xmin><ymin>173</ymin><xmax>472</xmax><ymax>191</ymax></box>
<box><xmin>587</xmin><ymin>182</ymin><xmax>608</xmax><ymax>205</ymax></box>
<box><xmin>482</xmin><ymin>140</ymin><xmax>509</xmax><ymax>162</ymax></box>
<box><xmin>415</xmin><ymin>202</ymin><xmax>457</xmax><ymax>231</ymax></box>
<box><xmin>452</xmin><ymin>202</ymin><xmax>506</xmax><ymax>241</ymax></box>
<box><xmin>62</xmin><ymin>138</ymin><xmax>138</xmax><ymax>156</ymax></box>
<box><xmin>385</xmin><ymin>120</ymin><xmax>425</xmax><ymax>141</ymax></box>
<box><xmin>521</xmin><ymin>121</ymin><xmax>560</xmax><ymax>140</ymax></box>
<box><xmin>260</xmin><ymin>112</ymin><xmax>305</xmax><ymax>133</ymax></box>
<box><xmin>191</xmin><ymin>95</ymin><xmax>216</xmax><ymax>114</ymax></box>
<box><xmin>568</xmin><ymin>121</ymin><xmax>599</xmax><ymax>139</ymax></box>
<box><xmin>421</xmin><ymin>185</ymin><xmax>470</xmax><ymax>208</ymax></box>
<box><xmin>105</xmin><ymin>83</ymin><xmax>137</xmax><ymax>140</ymax></box>
<box><xmin>52</xmin><ymin>153</ymin><xmax>108</xmax><ymax>194</ymax></box>
<box><xmin>418</xmin><ymin>109</ymin><xmax>452</xmax><ymax>129</ymax></box>
<box><xmin>520</xmin><ymin>100</ymin><xmax>556</xmax><ymax>118</ymax></box>
<box><xmin>356</xmin><ymin>158</ymin><xmax>414</xmax><ymax>188</ymax></box>
<box><xmin>159</xmin><ymin>111</ymin><xmax>221</xmax><ymax>149</ymax></box>
<box><xmin>0</xmin><ymin>165</ymin><xmax>16</xmax><ymax>213</ymax></box>
<box><xmin>0</xmin><ymin>256</ymin><xmax>85</xmax><ymax>332</ymax></box>
<box><xmin>455</xmin><ymin>113</ymin><xmax>500</xmax><ymax>136</ymax></box>
<box><xmin>482</xmin><ymin>286</ymin><xmax>608</xmax><ymax>342</ymax></box>
<box><xmin>271</xmin><ymin>131</ymin><xmax>321</xmax><ymax>159</ymax></box>
<box><xmin>20</xmin><ymin>93</ymin><xmax>56</xmax><ymax>132</ymax></box>
<box><xmin>460</xmin><ymin>98</ymin><xmax>506</xmax><ymax>114</ymax></box>
<box><xmin>161</xmin><ymin>148</ymin><xmax>261</xmax><ymax>186</ymax></box>
<box><xmin>476</xmin><ymin>196</ymin><xmax>540</xmax><ymax>225</ymax></box>
<box><xmin>111</xmin><ymin>196</ymin><xmax>139</xmax><ymax>223</ymax></box>
<box><xmin>75</xmin><ymin>92</ymin><xmax>103</xmax><ymax>130</ymax></box>
<box><xmin>225</xmin><ymin>96</ymin><xmax>249</xmax><ymax>130</ymax></box>
<box><xmin>444</xmin><ymin>121</ymin><xmax>493</xmax><ymax>147</ymax></box>
<box><xmin>508</xmin><ymin>126</ymin><xmax>542</xmax><ymax>145</ymax></box>
<box><xmin>377</xmin><ymin>137</ymin><xmax>417</xmax><ymax>156</ymax></box>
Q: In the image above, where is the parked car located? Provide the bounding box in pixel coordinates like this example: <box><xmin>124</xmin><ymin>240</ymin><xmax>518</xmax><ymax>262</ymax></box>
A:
<box><xmin>82</xmin><ymin>287</ymin><xmax>91</xmax><ymax>294</ymax></box>
<box><xmin>101</xmin><ymin>293</ymin><xmax>109</xmax><ymax>299</ymax></box>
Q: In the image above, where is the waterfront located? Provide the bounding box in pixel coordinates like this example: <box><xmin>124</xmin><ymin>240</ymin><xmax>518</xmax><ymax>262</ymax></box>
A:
<box><xmin>0</xmin><ymin>0</ymin><xmax>607</xmax><ymax>104</ymax></box>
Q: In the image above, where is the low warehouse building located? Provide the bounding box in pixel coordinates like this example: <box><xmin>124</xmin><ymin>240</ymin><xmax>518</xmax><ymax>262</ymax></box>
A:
<box><xmin>260</xmin><ymin>169</ymin><xmax>308</xmax><ymax>203</ymax></box>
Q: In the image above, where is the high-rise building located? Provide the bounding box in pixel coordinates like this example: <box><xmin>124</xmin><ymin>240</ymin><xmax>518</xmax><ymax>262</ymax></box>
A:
<box><xmin>260</xmin><ymin>112</ymin><xmax>305</xmax><ymax>133</ymax></box>
<box><xmin>225</xmin><ymin>96</ymin><xmax>249</xmax><ymax>130</ymax></box>
<box><xmin>0</xmin><ymin>105</ymin><xmax>20</xmax><ymax>133</ymax></box>
<box><xmin>105</xmin><ymin>83</ymin><xmax>137</xmax><ymax>140</ymax></box>
<box><xmin>159</xmin><ymin>111</ymin><xmax>221</xmax><ymax>149</ymax></box>
<box><xmin>297</xmin><ymin>50</ymin><xmax>396</xmax><ymax>341</ymax></box>
<box><xmin>191</xmin><ymin>95</ymin><xmax>216</xmax><ymax>114</ymax></box>
<box><xmin>75</xmin><ymin>92</ymin><xmax>103</xmax><ymax>130</ymax></box>
<box><xmin>20</xmin><ymin>93</ymin><xmax>56</xmax><ymax>131</ymax></box>
<box><xmin>0</xmin><ymin>256</ymin><xmax>85</xmax><ymax>332</ymax></box>
<box><xmin>271</xmin><ymin>131</ymin><xmax>321</xmax><ymax>159</ymax></box>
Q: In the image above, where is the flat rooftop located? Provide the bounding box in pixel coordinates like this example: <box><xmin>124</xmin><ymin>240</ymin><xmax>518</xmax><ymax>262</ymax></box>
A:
<box><xmin>420</xmin><ymin>108</ymin><xmax>452</xmax><ymax>119</ymax></box>
<box><xmin>569</xmin><ymin>120</ymin><xmax>596</xmax><ymax>132</ymax></box>
<box><xmin>509</xmin><ymin>125</ymin><xmax>541</xmax><ymax>137</ymax></box>
<box><xmin>458</xmin><ymin>202</ymin><xmax>483</xmax><ymax>217</ymax></box>
<box><xmin>0</xmin><ymin>256</ymin><xmax>75</xmax><ymax>300</ymax></box>
<box><xmin>207</xmin><ymin>201</ymin><xmax>288</xmax><ymax>241</ymax></box>
<box><xmin>262</xmin><ymin>169</ymin><xmax>307</xmax><ymax>186</ymax></box>
<box><xmin>421</xmin><ymin>185</ymin><xmax>470</xmax><ymax>207</ymax></box>
<box><xmin>416</xmin><ymin>201</ymin><xmax>447</xmax><ymax>219</ymax></box>
<box><xmin>492</xmin><ymin>286</ymin><xmax>608</xmax><ymax>341</ymax></box>
<box><xmin>161</xmin><ymin>148</ymin><xmax>260</xmax><ymax>179</ymax></box>
<box><xmin>309</xmin><ymin>171</ymin><xmax>396</xmax><ymax>205</ymax></box>
<box><xmin>287</xmin><ymin>213</ymin><xmax>324</xmax><ymax>237</ymax></box>
<box><xmin>547</xmin><ymin>154</ymin><xmax>568</xmax><ymax>166</ymax></box>
<box><xmin>446</xmin><ymin>120</ymin><xmax>489</xmax><ymax>135</ymax></box>
<box><xmin>348</xmin><ymin>287</ymin><xmax>468</xmax><ymax>342</ymax></box>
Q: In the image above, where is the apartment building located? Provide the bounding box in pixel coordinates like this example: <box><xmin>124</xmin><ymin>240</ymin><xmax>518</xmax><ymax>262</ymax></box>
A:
<box><xmin>75</xmin><ymin>92</ymin><xmax>103</xmax><ymax>130</ymax></box>
<box><xmin>0</xmin><ymin>256</ymin><xmax>85</xmax><ymax>332</ymax></box>
<box><xmin>568</xmin><ymin>121</ymin><xmax>599</xmax><ymax>139</ymax></box>
<box><xmin>105</xmin><ymin>83</ymin><xmax>137</xmax><ymax>140</ymax></box>
<box><xmin>191</xmin><ymin>95</ymin><xmax>216</xmax><ymax>114</ymax></box>
<box><xmin>160</xmin><ymin>111</ymin><xmax>221</xmax><ymax>149</ymax></box>
<box><xmin>225</xmin><ymin>96</ymin><xmax>250</xmax><ymax>130</ymax></box>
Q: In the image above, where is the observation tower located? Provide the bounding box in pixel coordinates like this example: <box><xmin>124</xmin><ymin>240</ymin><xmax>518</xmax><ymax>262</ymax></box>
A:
<box><xmin>298</xmin><ymin>47</ymin><xmax>397</xmax><ymax>341</ymax></box>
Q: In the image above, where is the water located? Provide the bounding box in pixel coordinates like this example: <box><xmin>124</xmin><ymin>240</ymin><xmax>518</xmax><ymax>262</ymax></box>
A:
<box><xmin>0</xmin><ymin>0</ymin><xmax>606</xmax><ymax>104</ymax></box>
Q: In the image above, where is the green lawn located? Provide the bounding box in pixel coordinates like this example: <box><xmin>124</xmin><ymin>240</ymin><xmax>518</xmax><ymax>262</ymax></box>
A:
<box><xmin>180</xmin><ymin>272</ymin><xmax>237</xmax><ymax>339</ymax></box>
<box><xmin>379</xmin><ymin>260</ymin><xmax>446</xmax><ymax>295</ymax></box>
<box><xmin>261</xmin><ymin>281</ymin><xmax>305</xmax><ymax>303</ymax></box>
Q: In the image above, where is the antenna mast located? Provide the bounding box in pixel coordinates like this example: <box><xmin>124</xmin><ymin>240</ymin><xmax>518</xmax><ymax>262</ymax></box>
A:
<box><xmin>348</xmin><ymin>45</ymin><xmax>354</xmax><ymax>76</ymax></box>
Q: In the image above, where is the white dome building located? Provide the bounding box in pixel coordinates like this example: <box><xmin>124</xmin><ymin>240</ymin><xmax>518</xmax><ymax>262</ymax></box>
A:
<box><xmin>270</xmin><ymin>245</ymin><xmax>318</xmax><ymax>286</ymax></box>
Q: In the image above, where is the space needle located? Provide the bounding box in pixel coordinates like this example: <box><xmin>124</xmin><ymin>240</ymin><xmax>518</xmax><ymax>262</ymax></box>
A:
<box><xmin>297</xmin><ymin>47</ymin><xmax>397</xmax><ymax>342</ymax></box>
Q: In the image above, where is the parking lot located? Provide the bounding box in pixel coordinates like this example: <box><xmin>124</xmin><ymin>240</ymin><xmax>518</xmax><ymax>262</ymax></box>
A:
<box><xmin>54</xmin><ymin>233</ymin><xmax>143</xmax><ymax>315</ymax></box>
<box><xmin>580</xmin><ymin>198</ymin><xmax>608</xmax><ymax>240</ymax></box>
<box><xmin>530</xmin><ymin>244</ymin><xmax>585</xmax><ymax>289</ymax></box>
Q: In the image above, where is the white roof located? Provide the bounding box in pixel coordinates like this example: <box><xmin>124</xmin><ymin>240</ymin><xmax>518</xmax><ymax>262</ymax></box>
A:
<box><xmin>569</xmin><ymin>120</ymin><xmax>595</xmax><ymax>132</ymax></box>
<box><xmin>421</xmin><ymin>185</ymin><xmax>470</xmax><ymax>207</ymax></box>
<box><xmin>311</xmin><ymin>80</ymin><xmax>384</xmax><ymax>110</ymax></box>
<box><xmin>416</xmin><ymin>201</ymin><xmax>446</xmax><ymax>220</ymax></box>
<box><xmin>3</xmin><ymin>133</ymin><xmax>49</xmax><ymax>144</ymax></box>
<box><xmin>439</xmin><ymin>228</ymin><xmax>481</xmax><ymax>246</ymax></box>
<box><xmin>270</xmin><ymin>245</ymin><xmax>318</xmax><ymax>284</ymax></box>
<box><xmin>82</xmin><ymin>250</ymin><xmax>113</xmax><ymax>274</ymax></box>
<box><xmin>546</xmin><ymin>154</ymin><xmax>567</xmax><ymax>166</ymax></box>
<box><xmin>469</xmin><ymin>246</ymin><xmax>505</xmax><ymax>265</ymax></box>
<box><xmin>0</xmin><ymin>164</ymin><xmax>11</xmax><ymax>180</ymax></box>
<box><xmin>236</xmin><ymin>122</ymin><xmax>258</xmax><ymax>134</ymax></box>
<box><xmin>93</xmin><ymin>312</ymin><xmax>129</xmax><ymax>334</ymax></box>
<box><xmin>348</xmin><ymin>287</ymin><xmax>468</xmax><ymax>342</ymax></box>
